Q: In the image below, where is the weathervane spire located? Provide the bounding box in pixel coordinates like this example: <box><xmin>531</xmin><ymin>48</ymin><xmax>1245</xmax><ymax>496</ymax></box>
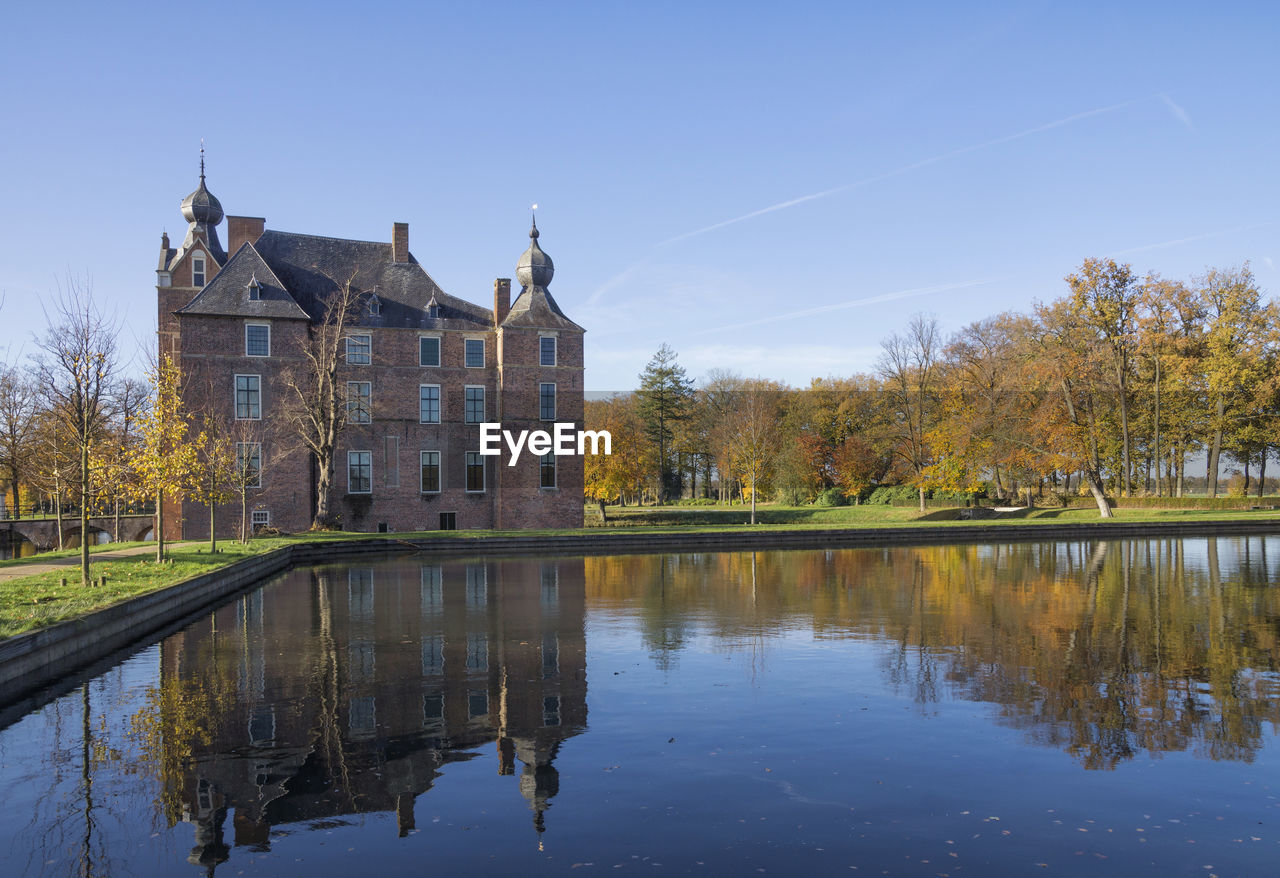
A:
<box><xmin>199</xmin><ymin>139</ymin><xmax>206</xmax><ymax>181</ymax></box>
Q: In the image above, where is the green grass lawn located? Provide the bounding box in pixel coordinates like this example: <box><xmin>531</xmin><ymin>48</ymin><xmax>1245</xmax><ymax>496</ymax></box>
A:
<box><xmin>2</xmin><ymin>504</ymin><xmax>1278</xmax><ymax>641</ymax></box>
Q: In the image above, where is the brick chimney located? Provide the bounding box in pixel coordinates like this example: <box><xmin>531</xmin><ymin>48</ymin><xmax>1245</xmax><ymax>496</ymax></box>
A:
<box><xmin>393</xmin><ymin>222</ymin><xmax>409</xmax><ymax>263</ymax></box>
<box><xmin>227</xmin><ymin>216</ymin><xmax>265</xmax><ymax>255</ymax></box>
<box><xmin>494</xmin><ymin>278</ymin><xmax>511</xmax><ymax>326</ymax></box>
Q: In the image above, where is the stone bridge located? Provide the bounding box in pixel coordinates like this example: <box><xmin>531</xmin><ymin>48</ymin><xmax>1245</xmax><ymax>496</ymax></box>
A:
<box><xmin>1</xmin><ymin>515</ymin><xmax>155</xmax><ymax>551</ymax></box>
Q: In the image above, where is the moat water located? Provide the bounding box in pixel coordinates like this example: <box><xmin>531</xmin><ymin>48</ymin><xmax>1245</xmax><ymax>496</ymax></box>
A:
<box><xmin>2</xmin><ymin>539</ymin><xmax>1280</xmax><ymax>876</ymax></box>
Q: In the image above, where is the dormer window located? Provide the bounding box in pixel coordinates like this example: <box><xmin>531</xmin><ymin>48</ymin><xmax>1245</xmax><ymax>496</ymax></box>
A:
<box><xmin>192</xmin><ymin>253</ymin><xmax>206</xmax><ymax>287</ymax></box>
<box><xmin>247</xmin><ymin>275</ymin><xmax>262</xmax><ymax>301</ymax></box>
<box><xmin>425</xmin><ymin>297</ymin><xmax>440</xmax><ymax>319</ymax></box>
<box><xmin>368</xmin><ymin>294</ymin><xmax>381</xmax><ymax>316</ymax></box>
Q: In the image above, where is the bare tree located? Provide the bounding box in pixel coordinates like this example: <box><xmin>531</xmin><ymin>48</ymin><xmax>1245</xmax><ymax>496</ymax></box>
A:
<box><xmin>281</xmin><ymin>270</ymin><xmax>364</xmax><ymax>529</ymax></box>
<box><xmin>0</xmin><ymin>362</ymin><xmax>38</xmax><ymax>517</ymax></box>
<box><xmin>878</xmin><ymin>314</ymin><xmax>942</xmax><ymax>513</ymax></box>
<box><xmin>725</xmin><ymin>378</ymin><xmax>784</xmax><ymax>524</ymax></box>
<box><xmin>34</xmin><ymin>279</ymin><xmax>119</xmax><ymax>586</ymax></box>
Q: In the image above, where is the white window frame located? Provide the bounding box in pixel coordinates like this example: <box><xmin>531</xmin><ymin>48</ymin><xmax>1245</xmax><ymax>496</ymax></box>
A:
<box><xmin>420</xmin><ymin>450</ymin><xmax>441</xmax><ymax>494</ymax></box>
<box><xmin>347</xmin><ymin>333</ymin><xmax>372</xmax><ymax>365</ymax></box>
<box><xmin>348</xmin><ymin>450</ymin><xmax>373</xmax><ymax>494</ymax></box>
<box><xmin>234</xmin><ymin>374</ymin><xmax>261</xmax><ymax>420</ymax></box>
<box><xmin>464</xmin><ymin>337</ymin><xmax>485</xmax><ymax>368</ymax></box>
<box><xmin>346</xmin><ymin>381</ymin><xmax>372</xmax><ymax>424</ymax></box>
<box><xmin>539</xmin><ymin>334</ymin><xmax>557</xmax><ymax>367</ymax></box>
<box><xmin>245</xmin><ymin>322</ymin><xmax>270</xmax><ymax>357</ymax></box>
<box><xmin>191</xmin><ymin>252</ymin><xmax>206</xmax><ymax>287</ymax></box>
<box><xmin>250</xmin><ymin>509</ymin><xmax>271</xmax><ymax>529</ymax></box>
<box><xmin>464</xmin><ymin>385</ymin><xmax>485</xmax><ymax>424</ymax></box>
<box><xmin>539</xmin><ymin>382</ymin><xmax>556</xmax><ymax>421</ymax></box>
<box><xmin>465</xmin><ymin>451</ymin><xmax>485</xmax><ymax>493</ymax></box>
<box><xmin>419</xmin><ymin>335</ymin><xmax>442</xmax><ymax>367</ymax></box>
<box><xmin>236</xmin><ymin>442</ymin><xmax>262</xmax><ymax>488</ymax></box>
<box><xmin>419</xmin><ymin>384</ymin><xmax>441</xmax><ymax>423</ymax></box>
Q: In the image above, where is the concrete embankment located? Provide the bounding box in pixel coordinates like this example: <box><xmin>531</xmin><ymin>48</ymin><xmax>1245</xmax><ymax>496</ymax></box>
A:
<box><xmin>2</xmin><ymin>518</ymin><xmax>1279</xmax><ymax>707</ymax></box>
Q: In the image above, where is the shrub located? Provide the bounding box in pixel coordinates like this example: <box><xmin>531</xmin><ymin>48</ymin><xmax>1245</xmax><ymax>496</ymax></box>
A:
<box><xmin>813</xmin><ymin>488</ymin><xmax>848</xmax><ymax>507</ymax></box>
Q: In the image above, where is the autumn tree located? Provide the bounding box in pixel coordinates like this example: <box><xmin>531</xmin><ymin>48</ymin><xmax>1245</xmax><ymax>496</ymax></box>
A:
<box><xmin>131</xmin><ymin>356</ymin><xmax>200</xmax><ymax>561</ymax></box>
<box><xmin>1065</xmin><ymin>259</ymin><xmax>1140</xmax><ymax>495</ymax></box>
<box><xmin>584</xmin><ymin>395</ymin><xmax>646</xmax><ymax>519</ymax></box>
<box><xmin>34</xmin><ymin>281</ymin><xmax>119</xmax><ymax>586</ymax></box>
<box><xmin>1197</xmin><ymin>265</ymin><xmax>1276</xmax><ymax>496</ymax></box>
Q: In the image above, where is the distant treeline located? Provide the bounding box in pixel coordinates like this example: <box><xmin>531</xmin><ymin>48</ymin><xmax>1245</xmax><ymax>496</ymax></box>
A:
<box><xmin>587</xmin><ymin>259</ymin><xmax>1279</xmax><ymax>518</ymax></box>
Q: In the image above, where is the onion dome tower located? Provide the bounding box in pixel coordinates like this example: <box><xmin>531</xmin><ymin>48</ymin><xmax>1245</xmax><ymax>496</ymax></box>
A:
<box><xmin>177</xmin><ymin>148</ymin><xmax>226</xmax><ymax>261</ymax></box>
<box><xmin>515</xmin><ymin>216</ymin><xmax>554</xmax><ymax>289</ymax></box>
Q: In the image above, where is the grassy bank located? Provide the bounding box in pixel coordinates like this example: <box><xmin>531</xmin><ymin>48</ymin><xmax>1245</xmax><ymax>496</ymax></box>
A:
<box><xmin>0</xmin><ymin>540</ymin><xmax>293</xmax><ymax>639</ymax></box>
<box><xmin>3</xmin><ymin>504</ymin><xmax>1280</xmax><ymax>641</ymax></box>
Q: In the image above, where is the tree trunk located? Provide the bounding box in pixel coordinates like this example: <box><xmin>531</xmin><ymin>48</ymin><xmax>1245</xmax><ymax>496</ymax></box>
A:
<box><xmin>1244</xmin><ymin>459</ymin><xmax>1251</xmax><ymax>496</ymax></box>
<box><xmin>1207</xmin><ymin>395</ymin><xmax>1225</xmax><ymax>497</ymax></box>
<box><xmin>1153</xmin><ymin>357</ymin><xmax>1162</xmax><ymax>497</ymax></box>
<box><xmin>1260</xmin><ymin>449</ymin><xmax>1268</xmax><ymax>498</ymax></box>
<box><xmin>1118</xmin><ymin>371</ymin><xmax>1131</xmax><ymax>497</ymax></box>
<box><xmin>1085</xmin><ymin>468</ymin><xmax>1113</xmax><ymax>518</ymax></box>
<box><xmin>80</xmin><ymin>442</ymin><xmax>90</xmax><ymax>587</ymax></box>
<box><xmin>750</xmin><ymin>471</ymin><xmax>757</xmax><ymax>525</ymax></box>
<box><xmin>155</xmin><ymin>488</ymin><xmax>165</xmax><ymax>562</ymax></box>
<box><xmin>241</xmin><ymin>490</ymin><xmax>249</xmax><ymax>543</ymax></box>
<box><xmin>209</xmin><ymin>500</ymin><xmax>217</xmax><ymax>554</ymax></box>
<box><xmin>918</xmin><ymin>484</ymin><xmax>925</xmax><ymax>514</ymax></box>
<box><xmin>55</xmin><ymin>489</ymin><xmax>64</xmax><ymax>551</ymax></box>
<box><xmin>1176</xmin><ymin>448</ymin><xmax>1184</xmax><ymax>498</ymax></box>
<box><xmin>598</xmin><ymin>498</ymin><xmax>607</xmax><ymax>523</ymax></box>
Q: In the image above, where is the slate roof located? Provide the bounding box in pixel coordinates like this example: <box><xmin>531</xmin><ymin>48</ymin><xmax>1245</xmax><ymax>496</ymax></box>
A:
<box><xmin>503</xmin><ymin>284</ymin><xmax>584</xmax><ymax>332</ymax></box>
<box><xmin>251</xmin><ymin>230</ymin><xmax>494</xmax><ymax>330</ymax></box>
<box><xmin>177</xmin><ymin>242</ymin><xmax>309</xmax><ymax>319</ymax></box>
<box><xmin>174</xmin><ymin>229</ymin><xmax>497</xmax><ymax>331</ymax></box>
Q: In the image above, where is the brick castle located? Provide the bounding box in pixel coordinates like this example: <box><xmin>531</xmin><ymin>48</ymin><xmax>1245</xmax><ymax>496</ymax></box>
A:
<box><xmin>156</xmin><ymin>165</ymin><xmax>585</xmax><ymax>537</ymax></box>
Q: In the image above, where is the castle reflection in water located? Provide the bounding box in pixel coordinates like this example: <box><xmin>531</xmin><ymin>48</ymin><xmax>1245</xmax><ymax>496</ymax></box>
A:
<box><xmin>155</xmin><ymin>557</ymin><xmax>586</xmax><ymax>870</ymax></box>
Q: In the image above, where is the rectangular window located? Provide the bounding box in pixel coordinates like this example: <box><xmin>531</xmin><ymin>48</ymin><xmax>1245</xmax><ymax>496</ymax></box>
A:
<box><xmin>540</xmin><ymin>335</ymin><xmax>556</xmax><ymax>366</ymax></box>
<box><xmin>192</xmin><ymin>254</ymin><xmax>205</xmax><ymax>287</ymax></box>
<box><xmin>421</xmin><ymin>565</ymin><xmax>443</xmax><ymax>610</ymax></box>
<box><xmin>423</xmin><ymin>693</ymin><xmax>444</xmax><ymax>726</ymax></box>
<box><xmin>251</xmin><ymin>509</ymin><xmax>270</xmax><ymax>530</ymax></box>
<box><xmin>347</xmin><ymin>333</ymin><xmax>371</xmax><ymax>365</ymax></box>
<box><xmin>439</xmin><ymin>512</ymin><xmax>456</xmax><ymax>530</ymax></box>
<box><xmin>539</xmin><ymin>382</ymin><xmax>556</xmax><ymax>421</ymax></box>
<box><xmin>422</xmin><ymin>636</ymin><xmax>444</xmax><ymax>676</ymax></box>
<box><xmin>419</xmin><ymin>336</ymin><xmax>441</xmax><ymax>367</ymax></box>
<box><xmin>421</xmin><ymin>451</ymin><xmax>440</xmax><ymax>493</ymax></box>
<box><xmin>466</xmin><ymin>451</ymin><xmax>485</xmax><ymax>493</ymax></box>
<box><xmin>245</xmin><ymin>323</ymin><xmax>270</xmax><ymax>357</ymax></box>
<box><xmin>419</xmin><ymin>384</ymin><xmax>441</xmax><ymax>423</ymax></box>
<box><xmin>236</xmin><ymin>442</ymin><xmax>262</xmax><ymax>488</ymax></box>
<box><xmin>466</xmin><ymin>565</ymin><xmax>487</xmax><ymax>606</ymax></box>
<box><xmin>234</xmin><ymin>374</ymin><xmax>261</xmax><ymax>420</ymax></box>
<box><xmin>468</xmin><ymin>690</ymin><xmax>489</xmax><ymax>719</ymax></box>
<box><xmin>543</xmin><ymin>695</ymin><xmax>561</xmax><ymax>727</ymax></box>
<box><xmin>540</xmin><ymin>451</ymin><xmax>556</xmax><ymax>488</ymax></box>
<box><xmin>346</xmin><ymin>381</ymin><xmax>371</xmax><ymax>424</ymax></box>
<box><xmin>464</xmin><ymin>386</ymin><xmax>485</xmax><ymax>423</ymax></box>
<box><xmin>464</xmin><ymin>338</ymin><xmax>484</xmax><ymax>368</ymax></box>
<box><xmin>349</xmin><ymin>697</ymin><xmax>375</xmax><ymax>737</ymax></box>
<box><xmin>542</xmin><ymin>632</ymin><xmax>558</xmax><ymax>679</ymax></box>
<box><xmin>348</xmin><ymin>450</ymin><xmax>372</xmax><ymax>494</ymax></box>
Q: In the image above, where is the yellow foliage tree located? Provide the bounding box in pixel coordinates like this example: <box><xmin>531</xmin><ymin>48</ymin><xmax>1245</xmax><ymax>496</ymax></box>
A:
<box><xmin>129</xmin><ymin>356</ymin><xmax>200</xmax><ymax>561</ymax></box>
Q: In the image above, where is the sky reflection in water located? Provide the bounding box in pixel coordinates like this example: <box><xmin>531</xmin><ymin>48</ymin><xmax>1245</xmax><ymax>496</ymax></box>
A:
<box><xmin>2</xmin><ymin>537</ymin><xmax>1280</xmax><ymax>876</ymax></box>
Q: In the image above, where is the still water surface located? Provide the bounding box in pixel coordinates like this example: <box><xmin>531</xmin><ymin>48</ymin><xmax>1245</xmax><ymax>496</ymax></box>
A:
<box><xmin>2</xmin><ymin>538</ymin><xmax>1280</xmax><ymax>876</ymax></box>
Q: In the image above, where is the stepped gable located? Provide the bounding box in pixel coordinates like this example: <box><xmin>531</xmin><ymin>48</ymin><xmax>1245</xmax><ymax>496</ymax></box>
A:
<box><xmin>252</xmin><ymin>230</ymin><xmax>494</xmax><ymax>329</ymax></box>
<box><xmin>176</xmin><ymin>241</ymin><xmax>308</xmax><ymax>319</ymax></box>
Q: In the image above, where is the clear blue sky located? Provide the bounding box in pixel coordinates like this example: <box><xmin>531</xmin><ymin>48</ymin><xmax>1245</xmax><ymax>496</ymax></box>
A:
<box><xmin>1</xmin><ymin>1</ymin><xmax>1276</xmax><ymax>391</ymax></box>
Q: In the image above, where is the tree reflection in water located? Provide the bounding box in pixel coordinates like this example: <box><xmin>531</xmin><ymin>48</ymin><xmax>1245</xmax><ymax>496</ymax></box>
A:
<box><xmin>586</xmin><ymin>537</ymin><xmax>1280</xmax><ymax>769</ymax></box>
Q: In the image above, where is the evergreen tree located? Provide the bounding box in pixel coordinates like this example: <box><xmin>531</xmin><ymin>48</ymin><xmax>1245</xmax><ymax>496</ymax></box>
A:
<box><xmin>636</xmin><ymin>343</ymin><xmax>694</xmax><ymax>503</ymax></box>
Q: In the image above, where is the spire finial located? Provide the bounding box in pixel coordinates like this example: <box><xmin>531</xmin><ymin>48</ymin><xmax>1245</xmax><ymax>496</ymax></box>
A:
<box><xmin>199</xmin><ymin>139</ymin><xmax>206</xmax><ymax>181</ymax></box>
<box><xmin>530</xmin><ymin>203</ymin><xmax>539</xmax><ymax>239</ymax></box>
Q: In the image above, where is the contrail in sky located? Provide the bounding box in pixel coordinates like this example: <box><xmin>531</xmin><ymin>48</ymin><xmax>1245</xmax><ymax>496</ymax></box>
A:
<box><xmin>1108</xmin><ymin>221</ymin><xmax>1274</xmax><ymax>257</ymax></box>
<box><xmin>660</xmin><ymin>97</ymin><xmax>1148</xmax><ymax>246</ymax></box>
<box><xmin>697</xmin><ymin>277</ymin><xmax>998</xmax><ymax>335</ymax></box>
